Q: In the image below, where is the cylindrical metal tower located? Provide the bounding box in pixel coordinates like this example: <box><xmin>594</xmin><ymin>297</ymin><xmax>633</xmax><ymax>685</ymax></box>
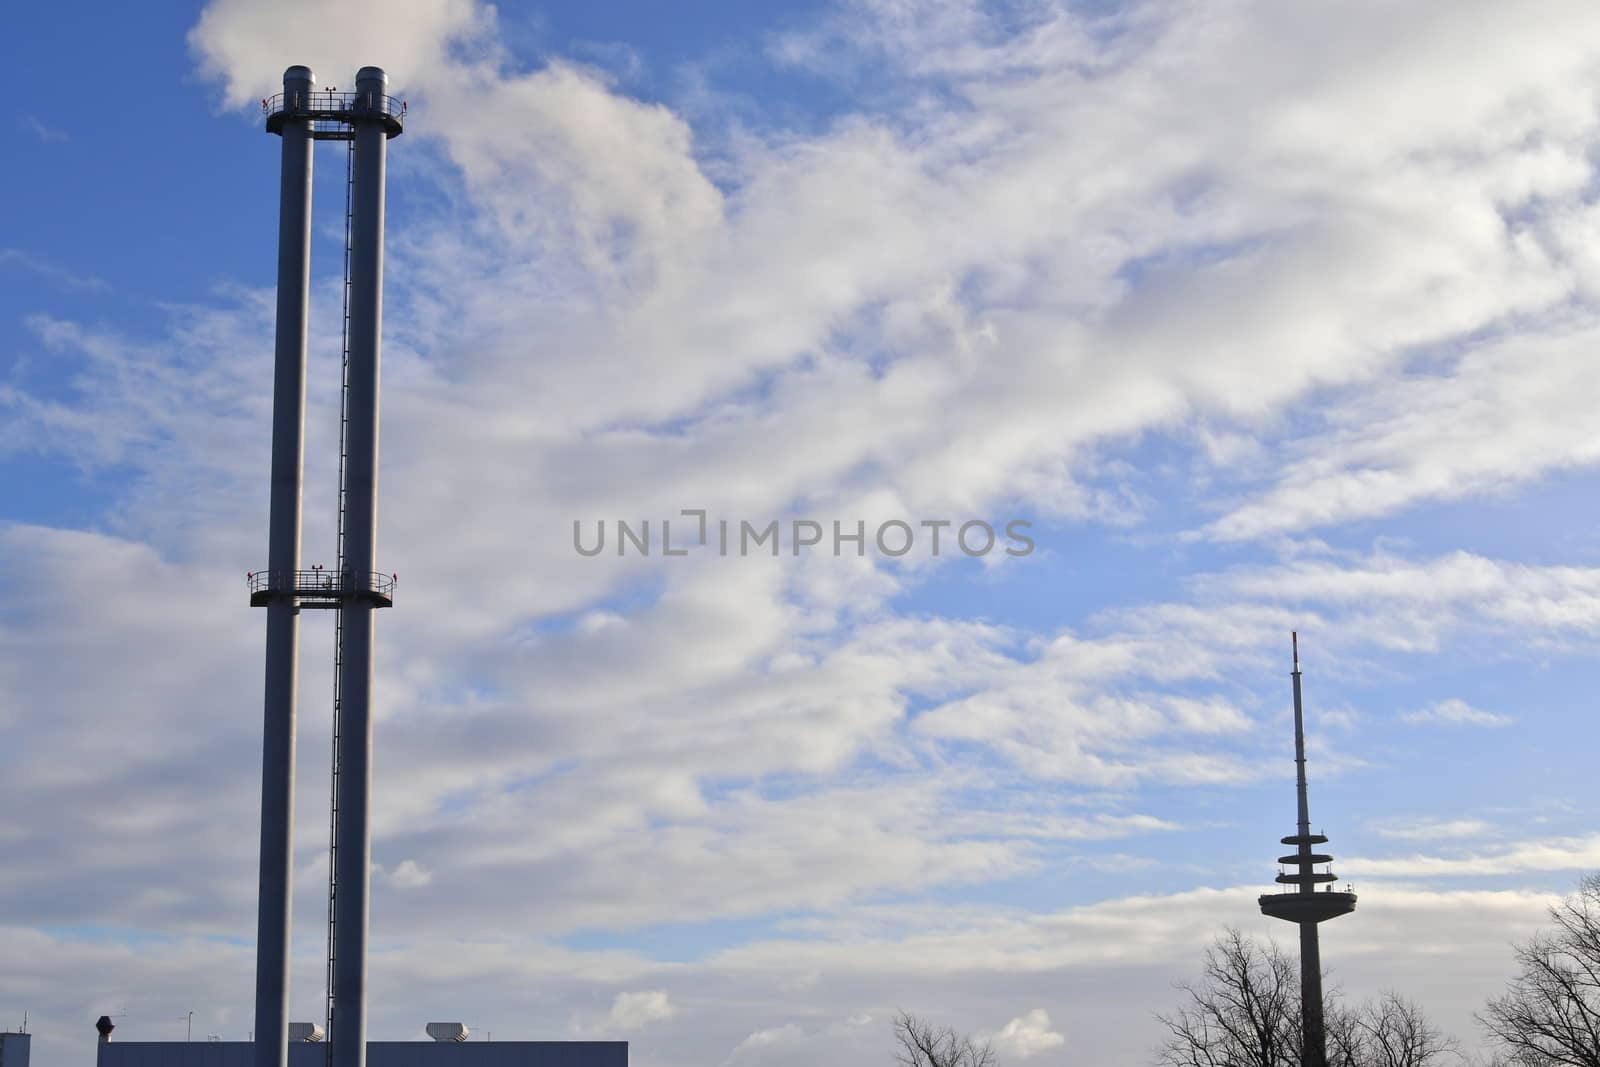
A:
<box><xmin>1259</xmin><ymin>634</ymin><xmax>1356</xmax><ymax>1067</ymax></box>
<box><xmin>252</xmin><ymin>65</ymin><xmax>402</xmax><ymax>1067</ymax></box>
<box><xmin>255</xmin><ymin>63</ymin><xmax>316</xmax><ymax>1067</ymax></box>
<box><xmin>330</xmin><ymin>64</ymin><xmax>391</xmax><ymax>1067</ymax></box>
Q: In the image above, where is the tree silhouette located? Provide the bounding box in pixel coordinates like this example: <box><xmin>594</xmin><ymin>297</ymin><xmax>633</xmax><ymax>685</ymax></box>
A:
<box><xmin>1158</xmin><ymin>928</ymin><xmax>1457</xmax><ymax>1067</ymax></box>
<box><xmin>1157</xmin><ymin>927</ymin><xmax>1301</xmax><ymax>1067</ymax></box>
<box><xmin>1334</xmin><ymin>992</ymin><xmax>1458</xmax><ymax>1067</ymax></box>
<box><xmin>1480</xmin><ymin>874</ymin><xmax>1600</xmax><ymax>1067</ymax></box>
<box><xmin>893</xmin><ymin>1011</ymin><xmax>997</xmax><ymax>1067</ymax></box>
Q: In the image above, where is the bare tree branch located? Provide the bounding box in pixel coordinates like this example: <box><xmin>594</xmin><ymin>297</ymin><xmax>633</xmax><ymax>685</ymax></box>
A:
<box><xmin>894</xmin><ymin>1011</ymin><xmax>997</xmax><ymax>1067</ymax></box>
<box><xmin>1155</xmin><ymin>928</ymin><xmax>1300</xmax><ymax>1067</ymax></box>
<box><xmin>1157</xmin><ymin>929</ymin><xmax>1457</xmax><ymax>1067</ymax></box>
<box><xmin>1480</xmin><ymin>876</ymin><xmax>1600</xmax><ymax>1067</ymax></box>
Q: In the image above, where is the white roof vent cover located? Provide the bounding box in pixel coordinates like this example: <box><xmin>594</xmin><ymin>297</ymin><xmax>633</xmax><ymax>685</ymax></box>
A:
<box><xmin>426</xmin><ymin>1023</ymin><xmax>469</xmax><ymax>1043</ymax></box>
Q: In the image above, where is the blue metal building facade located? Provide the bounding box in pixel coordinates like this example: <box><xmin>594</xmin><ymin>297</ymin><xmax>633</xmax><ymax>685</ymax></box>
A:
<box><xmin>0</xmin><ymin>1033</ymin><xmax>30</xmax><ymax>1067</ymax></box>
<box><xmin>100</xmin><ymin>1044</ymin><xmax>626</xmax><ymax>1067</ymax></box>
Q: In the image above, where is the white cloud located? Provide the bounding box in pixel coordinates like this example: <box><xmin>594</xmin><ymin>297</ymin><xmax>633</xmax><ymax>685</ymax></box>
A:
<box><xmin>986</xmin><ymin>1009</ymin><xmax>1065</xmax><ymax>1059</ymax></box>
<box><xmin>1368</xmin><ymin>818</ymin><xmax>1496</xmax><ymax>842</ymax></box>
<box><xmin>726</xmin><ymin>1023</ymin><xmax>803</xmax><ymax>1061</ymax></box>
<box><xmin>1402</xmin><ymin>699</ymin><xmax>1515</xmax><ymax>728</ymax></box>
<box><xmin>186</xmin><ymin>0</ymin><xmax>491</xmax><ymax>108</ymax></box>
<box><xmin>1349</xmin><ymin>833</ymin><xmax>1600</xmax><ymax>879</ymax></box>
<box><xmin>0</xmin><ymin>249</ymin><xmax>107</xmax><ymax>291</ymax></box>
<box><xmin>385</xmin><ymin>860</ymin><xmax>433</xmax><ymax>889</ymax></box>
<box><xmin>1193</xmin><ymin>552</ymin><xmax>1600</xmax><ymax>652</ymax></box>
<box><xmin>606</xmin><ymin>990</ymin><xmax>674</xmax><ymax>1030</ymax></box>
<box><xmin>1205</xmin><ymin>327</ymin><xmax>1600</xmax><ymax>542</ymax></box>
<box><xmin>0</xmin><ymin>881</ymin><xmax>1566</xmax><ymax>1067</ymax></box>
<box><xmin>171</xmin><ymin>0</ymin><xmax>1600</xmax><ymax>553</ymax></box>
<box><xmin>19</xmin><ymin>114</ymin><xmax>69</xmax><ymax>143</ymax></box>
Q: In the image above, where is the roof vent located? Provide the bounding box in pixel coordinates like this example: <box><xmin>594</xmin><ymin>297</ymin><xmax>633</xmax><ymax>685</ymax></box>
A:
<box><xmin>289</xmin><ymin>1023</ymin><xmax>325</xmax><ymax>1044</ymax></box>
<box><xmin>426</xmin><ymin>1023</ymin><xmax>469</xmax><ymax>1043</ymax></box>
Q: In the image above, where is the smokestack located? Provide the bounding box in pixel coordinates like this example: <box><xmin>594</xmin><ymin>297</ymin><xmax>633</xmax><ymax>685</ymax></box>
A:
<box><xmin>329</xmin><ymin>64</ymin><xmax>395</xmax><ymax>1067</ymax></box>
<box><xmin>254</xmin><ymin>64</ymin><xmax>401</xmax><ymax>1067</ymax></box>
<box><xmin>254</xmin><ymin>62</ymin><xmax>316</xmax><ymax>1067</ymax></box>
<box><xmin>95</xmin><ymin>1018</ymin><xmax>115</xmax><ymax>1045</ymax></box>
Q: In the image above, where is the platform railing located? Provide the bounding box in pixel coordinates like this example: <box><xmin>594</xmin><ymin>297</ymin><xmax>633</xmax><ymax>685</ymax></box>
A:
<box><xmin>248</xmin><ymin>569</ymin><xmax>396</xmax><ymax>606</ymax></box>
<box><xmin>263</xmin><ymin>91</ymin><xmax>406</xmax><ymax>139</ymax></box>
<box><xmin>263</xmin><ymin>90</ymin><xmax>406</xmax><ymax>120</ymax></box>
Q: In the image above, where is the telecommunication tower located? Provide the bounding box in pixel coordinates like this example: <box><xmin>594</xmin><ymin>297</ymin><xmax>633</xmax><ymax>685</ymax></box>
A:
<box><xmin>1258</xmin><ymin>634</ymin><xmax>1357</xmax><ymax>1067</ymax></box>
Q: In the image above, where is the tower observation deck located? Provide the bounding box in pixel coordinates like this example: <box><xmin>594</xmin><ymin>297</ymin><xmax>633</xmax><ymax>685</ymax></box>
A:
<box><xmin>1258</xmin><ymin>633</ymin><xmax>1356</xmax><ymax>1067</ymax></box>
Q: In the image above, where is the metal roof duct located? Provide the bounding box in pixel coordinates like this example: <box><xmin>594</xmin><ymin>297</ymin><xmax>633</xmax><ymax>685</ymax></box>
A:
<box><xmin>288</xmin><ymin>1024</ymin><xmax>325</xmax><ymax>1044</ymax></box>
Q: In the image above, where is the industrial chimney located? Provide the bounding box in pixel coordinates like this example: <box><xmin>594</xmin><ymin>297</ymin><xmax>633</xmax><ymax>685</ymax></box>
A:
<box><xmin>253</xmin><ymin>63</ymin><xmax>403</xmax><ymax>1067</ymax></box>
<box><xmin>95</xmin><ymin>1018</ymin><xmax>114</xmax><ymax>1045</ymax></box>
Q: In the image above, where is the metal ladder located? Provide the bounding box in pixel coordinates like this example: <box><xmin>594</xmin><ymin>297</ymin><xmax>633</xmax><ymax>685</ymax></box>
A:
<box><xmin>324</xmin><ymin>136</ymin><xmax>356</xmax><ymax>1064</ymax></box>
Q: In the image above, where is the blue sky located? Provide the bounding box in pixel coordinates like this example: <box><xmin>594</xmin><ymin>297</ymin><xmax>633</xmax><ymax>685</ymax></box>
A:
<box><xmin>6</xmin><ymin>1</ymin><xmax>1600</xmax><ymax>1065</ymax></box>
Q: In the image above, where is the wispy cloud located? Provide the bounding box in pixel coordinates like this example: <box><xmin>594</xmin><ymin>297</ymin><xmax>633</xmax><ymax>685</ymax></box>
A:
<box><xmin>18</xmin><ymin>114</ymin><xmax>68</xmax><ymax>143</ymax></box>
<box><xmin>1368</xmin><ymin>816</ymin><xmax>1497</xmax><ymax>841</ymax></box>
<box><xmin>1402</xmin><ymin>698</ymin><xmax>1515</xmax><ymax>727</ymax></box>
<box><xmin>0</xmin><ymin>248</ymin><xmax>109</xmax><ymax>292</ymax></box>
<box><xmin>1205</xmin><ymin>328</ymin><xmax>1600</xmax><ymax>542</ymax></box>
<box><xmin>725</xmin><ymin>1023</ymin><xmax>802</xmax><ymax>1063</ymax></box>
<box><xmin>1350</xmin><ymin>833</ymin><xmax>1600</xmax><ymax>879</ymax></box>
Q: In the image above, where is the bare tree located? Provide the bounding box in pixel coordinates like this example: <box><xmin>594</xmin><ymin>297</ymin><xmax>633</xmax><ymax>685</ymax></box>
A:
<box><xmin>1156</xmin><ymin>927</ymin><xmax>1302</xmax><ymax>1067</ymax></box>
<box><xmin>1158</xmin><ymin>930</ymin><xmax>1457</xmax><ymax>1067</ymax></box>
<box><xmin>893</xmin><ymin>1011</ymin><xmax>997</xmax><ymax>1067</ymax></box>
<box><xmin>1480</xmin><ymin>874</ymin><xmax>1600</xmax><ymax>1067</ymax></box>
<box><xmin>1347</xmin><ymin>993</ymin><xmax>1459</xmax><ymax>1067</ymax></box>
<box><xmin>1327</xmin><ymin>999</ymin><xmax>1367</xmax><ymax>1067</ymax></box>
